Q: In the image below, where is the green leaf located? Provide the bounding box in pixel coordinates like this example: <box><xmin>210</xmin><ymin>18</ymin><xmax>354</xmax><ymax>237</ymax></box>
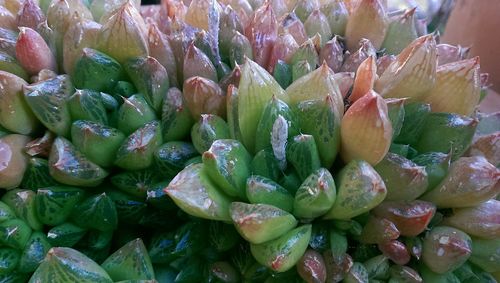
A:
<box><xmin>148</xmin><ymin>231</ymin><xmax>176</xmax><ymax>264</ymax></box>
<box><xmin>47</xmin><ymin>223</ymin><xmax>87</xmax><ymax>247</ymax></box>
<box><xmin>145</xmin><ymin>181</ymin><xmax>176</xmax><ymax>211</ymax></box>
<box><xmin>161</xmin><ymin>87</ymin><xmax>193</xmax><ymax>142</ymax></box>
<box><xmin>412</xmin><ymin>151</ymin><xmax>452</xmax><ymax>192</ymax></box>
<box><xmin>1</xmin><ymin>189</ymin><xmax>43</xmax><ymax>230</ymax></box>
<box><xmin>112</xmin><ymin>80</ymin><xmax>137</xmax><ymax>98</ymax></box>
<box><xmin>24</xmin><ymin>75</ymin><xmax>74</xmax><ymax>137</ymax></box>
<box><xmin>374</xmin><ymin>152</ymin><xmax>428</xmax><ymax>201</ymax></box>
<box><xmin>209</xmin><ymin>221</ymin><xmax>240</xmax><ymax>253</ymax></box>
<box><xmin>324</xmin><ymin>160</ymin><xmax>386</xmax><ymax>220</ymax></box>
<box><xmin>71</xmin><ymin>193</ymin><xmax>118</xmax><ymax>232</ymax></box>
<box><xmin>469</xmin><ymin>237</ymin><xmax>500</xmax><ymax>273</ymax></box>
<box><xmin>415</xmin><ymin>112</ymin><xmax>477</xmax><ymax>160</ymax></box>
<box><xmin>251</xmin><ymin>149</ymin><xmax>281</xmax><ymax>182</ymax></box>
<box><xmin>255</xmin><ymin>97</ymin><xmax>299</xmax><ymax>153</ymax></box>
<box><xmin>165</xmin><ymin>163</ymin><xmax>233</xmax><ymax>221</ymax></box>
<box><xmin>106</xmin><ymin>190</ymin><xmax>147</xmax><ymax>224</ymax></box>
<box><xmin>101</xmin><ymin>238</ymin><xmax>155</xmax><ymax>281</ymax></box>
<box><xmin>0</xmin><ymin>247</ymin><xmax>20</xmax><ymax>274</ymax></box>
<box><xmin>344</xmin><ymin>262</ymin><xmax>369</xmax><ymax>283</ymax></box>
<box><xmin>49</xmin><ymin>137</ymin><xmax>108</xmax><ymax>186</ymax></box>
<box><xmin>363</xmin><ymin>255</ymin><xmax>390</xmax><ymax>280</ymax></box>
<box><xmin>286</xmin><ymin>134</ymin><xmax>321</xmax><ymax>182</ymax></box>
<box><xmin>68</xmin><ymin>89</ymin><xmax>108</xmax><ymax>125</ymax></box>
<box><xmin>295</xmin><ymin>96</ymin><xmax>342</xmax><ymax>168</ymax></box>
<box><xmin>117</xmin><ymin>94</ymin><xmax>157</xmax><ymax>136</ymax></box>
<box><xmin>36</xmin><ymin>186</ymin><xmax>84</xmax><ymax>226</ymax></box>
<box><xmin>18</xmin><ymin>232</ymin><xmax>52</xmax><ymax>273</ymax></box>
<box><xmin>385</xmin><ymin>98</ymin><xmax>406</xmax><ymax>141</ymax></box>
<box><xmin>71</xmin><ymin>120</ymin><xmax>126</xmax><ymax>167</ymax></box>
<box><xmin>202</xmin><ymin>139</ymin><xmax>252</xmax><ymax>199</ymax></box>
<box><xmin>230</xmin><ymin>202</ymin><xmax>297</xmax><ymax>244</ymax></box>
<box><xmin>245</xmin><ymin>175</ymin><xmax>294</xmax><ymax>212</ymax></box>
<box><xmin>238</xmin><ymin>59</ymin><xmax>287</xmax><ymax>153</ymax></box>
<box><xmin>124</xmin><ymin>56</ymin><xmax>169</xmax><ymax>112</ymax></box>
<box><xmin>115</xmin><ymin>121</ymin><xmax>162</xmax><ymax>170</ymax></box>
<box><xmin>0</xmin><ymin>53</ymin><xmax>29</xmax><ymax>80</ymax></box>
<box><xmin>29</xmin><ymin>247</ymin><xmax>113</xmax><ymax>283</ymax></box>
<box><xmin>0</xmin><ymin>219</ymin><xmax>32</xmax><ymax>249</ymax></box>
<box><xmin>111</xmin><ymin>169</ymin><xmax>161</xmax><ymax>199</ymax></box>
<box><xmin>293</xmin><ymin>168</ymin><xmax>336</xmax><ymax>219</ymax></box>
<box><xmin>73</xmin><ymin>48</ymin><xmax>124</xmax><ymax>92</ymax></box>
<box><xmin>154</xmin><ymin>141</ymin><xmax>198</xmax><ymax>178</ymax></box>
<box><xmin>250</xmin><ymin>225</ymin><xmax>311</xmax><ymax>273</ymax></box>
<box><xmin>394</xmin><ymin>102</ymin><xmax>431</xmax><ymax>146</ymax></box>
<box><xmin>0</xmin><ymin>201</ymin><xmax>16</xmax><ymax>223</ymax></box>
<box><xmin>21</xmin><ymin>158</ymin><xmax>58</xmax><ymax>191</ymax></box>
<box><xmin>273</xmin><ymin>60</ymin><xmax>292</xmax><ymax>89</ymax></box>
<box><xmin>191</xmin><ymin>114</ymin><xmax>230</xmax><ymax>154</ymax></box>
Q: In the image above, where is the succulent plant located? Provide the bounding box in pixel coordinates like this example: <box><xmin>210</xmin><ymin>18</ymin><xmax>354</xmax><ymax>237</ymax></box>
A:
<box><xmin>0</xmin><ymin>0</ymin><xmax>498</xmax><ymax>282</ymax></box>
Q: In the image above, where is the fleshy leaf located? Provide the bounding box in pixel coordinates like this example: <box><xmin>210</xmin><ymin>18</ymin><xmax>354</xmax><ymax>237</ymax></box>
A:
<box><xmin>125</xmin><ymin>56</ymin><xmax>169</xmax><ymax>113</ymax></box>
<box><xmin>154</xmin><ymin>141</ymin><xmax>198</xmax><ymax>178</ymax></box>
<box><xmin>374</xmin><ymin>153</ymin><xmax>428</xmax><ymax>201</ymax></box>
<box><xmin>203</xmin><ymin>139</ymin><xmax>252</xmax><ymax>199</ymax></box>
<box><xmin>73</xmin><ymin>48</ymin><xmax>124</xmax><ymax>93</ymax></box>
<box><xmin>421</xmin><ymin>57</ymin><xmax>481</xmax><ymax>116</ymax></box>
<box><xmin>191</xmin><ymin>114</ymin><xmax>230</xmax><ymax>154</ymax></box>
<box><xmin>102</xmin><ymin>238</ymin><xmax>155</xmax><ymax>281</ymax></box>
<box><xmin>1</xmin><ymin>189</ymin><xmax>42</xmax><ymax>231</ymax></box>
<box><xmin>15</xmin><ymin>27</ymin><xmax>57</xmax><ymax>75</ymax></box>
<box><xmin>48</xmin><ymin>137</ymin><xmax>108</xmax><ymax>187</ymax></box>
<box><xmin>340</xmin><ymin>90</ymin><xmax>392</xmax><ymax>165</ymax></box>
<box><xmin>443</xmin><ymin>200</ymin><xmax>500</xmax><ymax>239</ymax></box>
<box><xmin>238</xmin><ymin>59</ymin><xmax>287</xmax><ymax>153</ymax></box>
<box><xmin>97</xmin><ymin>1</ymin><xmax>148</xmax><ymax>64</ymax></box>
<box><xmin>381</xmin><ymin>8</ymin><xmax>418</xmax><ymax>55</ymax></box>
<box><xmin>324</xmin><ymin>160</ymin><xmax>386</xmax><ymax>220</ymax></box>
<box><xmin>375</xmin><ymin>35</ymin><xmax>437</xmax><ymax>100</ymax></box>
<box><xmin>24</xmin><ymin>75</ymin><xmax>74</xmax><ymax>137</ymax></box>
<box><xmin>0</xmin><ymin>218</ymin><xmax>32</xmax><ymax>249</ymax></box>
<box><xmin>245</xmin><ymin>3</ymin><xmax>278</xmax><ymax>69</ymax></box>
<box><xmin>422</xmin><ymin>226</ymin><xmax>472</xmax><ymax>274</ymax></box>
<box><xmin>297</xmin><ymin>249</ymin><xmax>327</xmax><ymax>283</ymax></box>
<box><xmin>372</xmin><ymin>200</ymin><xmax>436</xmax><ymax>236</ymax></box>
<box><xmin>0</xmin><ymin>134</ymin><xmax>30</xmax><ymax>189</ymax></box>
<box><xmin>345</xmin><ymin>0</ymin><xmax>388</xmax><ymax>51</ymax></box>
<box><xmin>293</xmin><ymin>168</ymin><xmax>336</xmax><ymax>219</ymax></box>
<box><xmin>46</xmin><ymin>222</ymin><xmax>86</xmax><ymax>247</ymax></box>
<box><xmin>415</xmin><ymin>112</ymin><xmax>477</xmax><ymax>159</ymax></box>
<box><xmin>0</xmin><ymin>71</ymin><xmax>39</xmax><ymax>135</ymax></box>
<box><xmin>114</xmin><ymin>121</ymin><xmax>162</xmax><ymax>170</ymax></box>
<box><xmin>230</xmin><ymin>202</ymin><xmax>297</xmax><ymax>244</ymax></box>
<box><xmin>68</xmin><ymin>89</ymin><xmax>108</xmax><ymax>125</ymax></box>
<box><xmin>183</xmin><ymin>76</ymin><xmax>226</xmax><ymax>119</ymax></box>
<box><xmin>62</xmin><ymin>18</ymin><xmax>100</xmax><ymax>76</ymax></box>
<box><xmin>18</xmin><ymin>232</ymin><xmax>52</xmax><ymax>273</ymax></box>
<box><xmin>117</xmin><ymin>94</ymin><xmax>157</xmax><ymax>136</ymax></box>
<box><xmin>421</xmin><ymin>156</ymin><xmax>499</xmax><ymax>208</ymax></box>
<box><xmin>161</xmin><ymin>87</ymin><xmax>194</xmax><ymax>141</ymax></box>
<box><xmin>250</xmin><ymin>225</ymin><xmax>312</xmax><ymax>273</ymax></box>
<box><xmin>245</xmin><ymin>175</ymin><xmax>294</xmax><ymax>212</ymax></box>
<box><xmin>36</xmin><ymin>186</ymin><xmax>84</xmax><ymax>226</ymax></box>
<box><xmin>28</xmin><ymin>247</ymin><xmax>113</xmax><ymax>283</ymax></box>
<box><xmin>71</xmin><ymin>193</ymin><xmax>118</xmax><ymax>232</ymax></box>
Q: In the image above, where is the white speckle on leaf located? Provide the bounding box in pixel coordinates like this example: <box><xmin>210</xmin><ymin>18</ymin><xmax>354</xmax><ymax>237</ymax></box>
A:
<box><xmin>272</xmin><ymin>115</ymin><xmax>288</xmax><ymax>171</ymax></box>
